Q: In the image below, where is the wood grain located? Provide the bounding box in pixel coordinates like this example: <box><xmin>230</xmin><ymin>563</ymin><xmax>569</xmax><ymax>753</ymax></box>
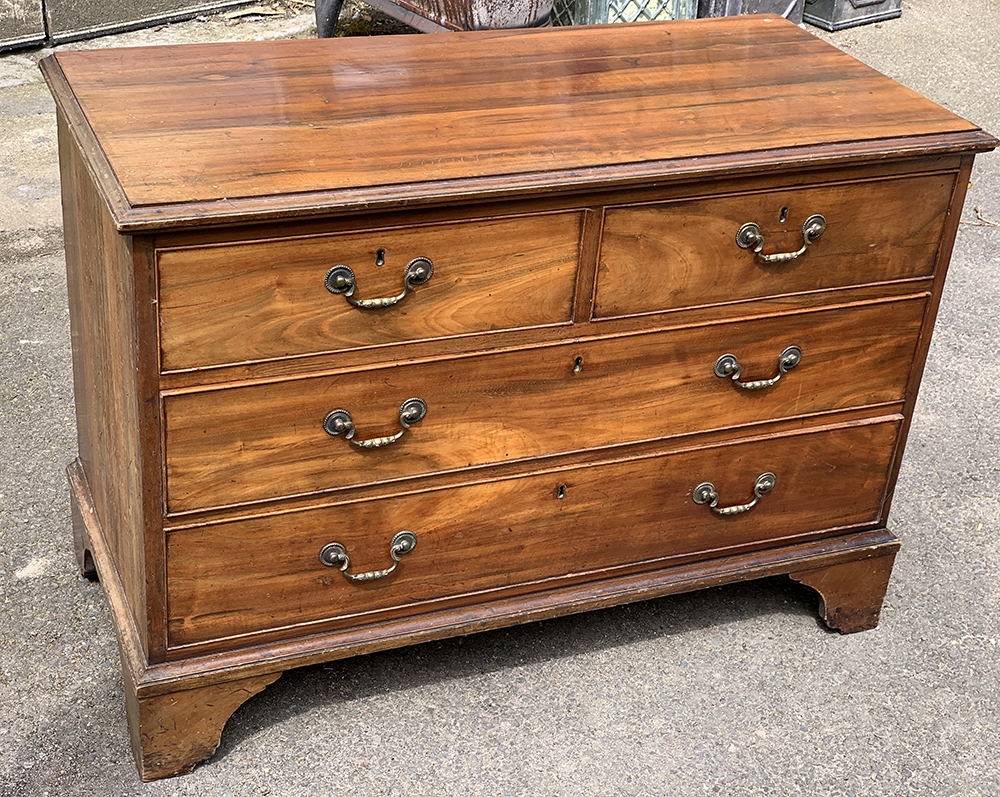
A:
<box><xmin>40</xmin><ymin>17</ymin><xmax>994</xmax><ymax>229</ymax></box>
<box><xmin>157</xmin><ymin>211</ymin><xmax>581</xmax><ymax>370</ymax></box>
<box><xmin>163</xmin><ymin>297</ymin><xmax>925</xmax><ymax>513</ymax></box>
<box><xmin>124</xmin><ymin>668</ymin><xmax>280</xmax><ymax>781</ymax></box>
<box><xmin>58</xmin><ymin>111</ymin><xmax>152</xmax><ymax>654</ymax></box>
<box><xmin>595</xmin><ymin>172</ymin><xmax>955</xmax><ymax>318</ymax></box>
<box><xmin>44</xmin><ymin>17</ymin><xmax>997</xmax><ymax>779</ymax></box>
<box><xmin>790</xmin><ymin>553</ymin><xmax>897</xmax><ymax>633</ymax></box>
<box><xmin>165</xmin><ymin>417</ymin><xmax>900</xmax><ymax>647</ymax></box>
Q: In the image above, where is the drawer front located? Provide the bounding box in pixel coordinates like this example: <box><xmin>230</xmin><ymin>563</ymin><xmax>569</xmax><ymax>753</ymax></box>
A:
<box><xmin>163</xmin><ymin>298</ymin><xmax>924</xmax><ymax>513</ymax></box>
<box><xmin>157</xmin><ymin>212</ymin><xmax>583</xmax><ymax>371</ymax></box>
<box><xmin>165</xmin><ymin>418</ymin><xmax>901</xmax><ymax>649</ymax></box>
<box><xmin>594</xmin><ymin>172</ymin><xmax>954</xmax><ymax>318</ymax></box>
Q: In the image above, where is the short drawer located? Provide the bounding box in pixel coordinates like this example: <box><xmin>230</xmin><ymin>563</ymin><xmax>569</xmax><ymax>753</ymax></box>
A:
<box><xmin>165</xmin><ymin>417</ymin><xmax>901</xmax><ymax>649</ymax></box>
<box><xmin>594</xmin><ymin>172</ymin><xmax>955</xmax><ymax>318</ymax></box>
<box><xmin>162</xmin><ymin>297</ymin><xmax>925</xmax><ymax>513</ymax></box>
<box><xmin>156</xmin><ymin>212</ymin><xmax>583</xmax><ymax>371</ymax></box>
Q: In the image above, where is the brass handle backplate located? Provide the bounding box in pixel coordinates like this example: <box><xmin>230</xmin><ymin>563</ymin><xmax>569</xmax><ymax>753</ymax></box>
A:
<box><xmin>693</xmin><ymin>472</ymin><xmax>776</xmax><ymax>516</ymax></box>
<box><xmin>714</xmin><ymin>346</ymin><xmax>802</xmax><ymax>391</ymax></box>
<box><xmin>736</xmin><ymin>214</ymin><xmax>826</xmax><ymax>263</ymax></box>
<box><xmin>325</xmin><ymin>256</ymin><xmax>433</xmax><ymax>309</ymax></box>
<box><xmin>319</xmin><ymin>531</ymin><xmax>417</xmax><ymax>582</ymax></box>
<box><xmin>323</xmin><ymin>397</ymin><xmax>427</xmax><ymax>449</ymax></box>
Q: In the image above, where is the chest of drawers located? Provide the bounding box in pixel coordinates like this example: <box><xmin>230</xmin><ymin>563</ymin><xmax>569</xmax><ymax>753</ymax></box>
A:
<box><xmin>42</xmin><ymin>17</ymin><xmax>996</xmax><ymax>780</ymax></box>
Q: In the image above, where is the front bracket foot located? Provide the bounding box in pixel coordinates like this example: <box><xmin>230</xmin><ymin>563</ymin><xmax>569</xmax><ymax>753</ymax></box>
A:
<box><xmin>125</xmin><ymin>670</ymin><xmax>282</xmax><ymax>781</ymax></box>
<box><xmin>790</xmin><ymin>550</ymin><xmax>897</xmax><ymax>634</ymax></box>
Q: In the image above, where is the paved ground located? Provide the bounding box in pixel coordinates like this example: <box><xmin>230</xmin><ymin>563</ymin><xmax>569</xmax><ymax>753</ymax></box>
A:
<box><xmin>1</xmin><ymin>1</ymin><xmax>998</xmax><ymax>795</ymax></box>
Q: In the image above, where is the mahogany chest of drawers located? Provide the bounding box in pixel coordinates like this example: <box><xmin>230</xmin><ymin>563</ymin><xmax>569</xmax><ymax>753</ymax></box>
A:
<box><xmin>42</xmin><ymin>16</ymin><xmax>996</xmax><ymax>780</ymax></box>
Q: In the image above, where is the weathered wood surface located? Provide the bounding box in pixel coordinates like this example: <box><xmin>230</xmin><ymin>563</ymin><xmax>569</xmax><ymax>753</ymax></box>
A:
<box><xmin>791</xmin><ymin>553</ymin><xmax>898</xmax><ymax>633</ymax></box>
<box><xmin>58</xmin><ymin>111</ymin><xmax>161</xmax><ymax>654</ymax></box>
<box><xmin>125</xmin><ymin>669</ymin><xmax>280</xmax><ymax>780</ymax></box>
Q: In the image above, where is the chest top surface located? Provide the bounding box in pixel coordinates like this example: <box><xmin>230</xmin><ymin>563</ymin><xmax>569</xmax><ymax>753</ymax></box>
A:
<box><xmin>42</xmin><ymin>15</ymin><xmax>995</xmax><ymax>230</ymax></box>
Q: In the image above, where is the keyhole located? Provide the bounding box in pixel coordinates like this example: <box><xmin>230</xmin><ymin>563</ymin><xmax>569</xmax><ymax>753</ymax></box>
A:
<box><xmin>573</xmin><ymin>356</ymin><xmax>584</xmax><ymax>374</ymax></box>
<box><xmin>375</xmin><ymin>248</ymin><xmax>386</xmax><ymax>266</ymax></box>
<box><xmin>779</xmin><ymin>207</ymin><xmax>789</xmax><ymax>224</ymax></box>
<box><xmin>556</xmin><ymin>484</ymin><xmax>567</xmax><ymax>499</ymax></box>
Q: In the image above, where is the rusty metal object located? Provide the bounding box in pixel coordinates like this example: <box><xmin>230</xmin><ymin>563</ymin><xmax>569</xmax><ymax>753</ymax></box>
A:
<box><xmin>317</xmin><ymin>0</ymin><xmax>553</xmax><ymax>35</ymax></box>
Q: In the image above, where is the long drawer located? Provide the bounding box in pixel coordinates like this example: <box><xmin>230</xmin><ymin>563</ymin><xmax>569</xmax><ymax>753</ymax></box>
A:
<box><xmin>594</xmin><ymin>172</ymin><xmax>955</xmax><ymax>319</ymax></box>
<box><xmin>162</xmin><ymin>297</ymin><xmax>924</xmax><ymax>513</ymax></box>
<box><xmin>165</xmin><ymin>417</ymin><xmax>901</xmax><ymax>650</ymax></box>
<box><xmin>156</xmin><ymin>211</ymin><xmax>584</xmax><ymax>371</ymax></box>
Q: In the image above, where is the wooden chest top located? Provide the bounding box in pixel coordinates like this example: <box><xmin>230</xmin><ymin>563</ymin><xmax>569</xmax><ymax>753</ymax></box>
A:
<box><xmin>43</xmin><ymin>15</ymin><xmax>994</xmax><ymax>230</ymax></box>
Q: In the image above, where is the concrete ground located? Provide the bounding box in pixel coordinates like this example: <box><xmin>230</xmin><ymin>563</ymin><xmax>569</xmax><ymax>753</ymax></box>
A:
<box><xmin>1</xmin><ymin>1</ymin><xmax>998</xmax><ymax>794</ymax></box>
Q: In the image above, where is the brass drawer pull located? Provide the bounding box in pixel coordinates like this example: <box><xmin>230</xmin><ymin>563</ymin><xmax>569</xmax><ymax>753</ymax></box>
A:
<box><xmin>323</xmin><ymin>397</ymin><xmax>427</xmax><ymax>449</ymax></box>
<box><xmin>693</xmin><ymin>472</ymin><xmax>776</xmax><ymax>516</ymax></box>
<box><xmin>319</xmin><ymin>531</ymin><xmax>417</xmax><ymax>582</ymax></box>
<box><xmin>325</xmin><ymin>256</ymin><xmax>433</xmax><ymax>309</ymax></box>
<box><xmin>736</xmin><ymin>214</ymin><xmax>826</xmax><ymax>263</ymax></box>
<box><xmin>714</xmin><ymin>345</ymin><xmax>801</xmax><ymax>391</ymax></box>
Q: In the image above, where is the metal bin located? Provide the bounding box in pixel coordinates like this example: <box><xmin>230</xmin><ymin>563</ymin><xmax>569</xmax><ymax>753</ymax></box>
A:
<box><xmin>802</xmin><ymin>0</ymin><xmax>901</xmax><ymax>31</ymax></box>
